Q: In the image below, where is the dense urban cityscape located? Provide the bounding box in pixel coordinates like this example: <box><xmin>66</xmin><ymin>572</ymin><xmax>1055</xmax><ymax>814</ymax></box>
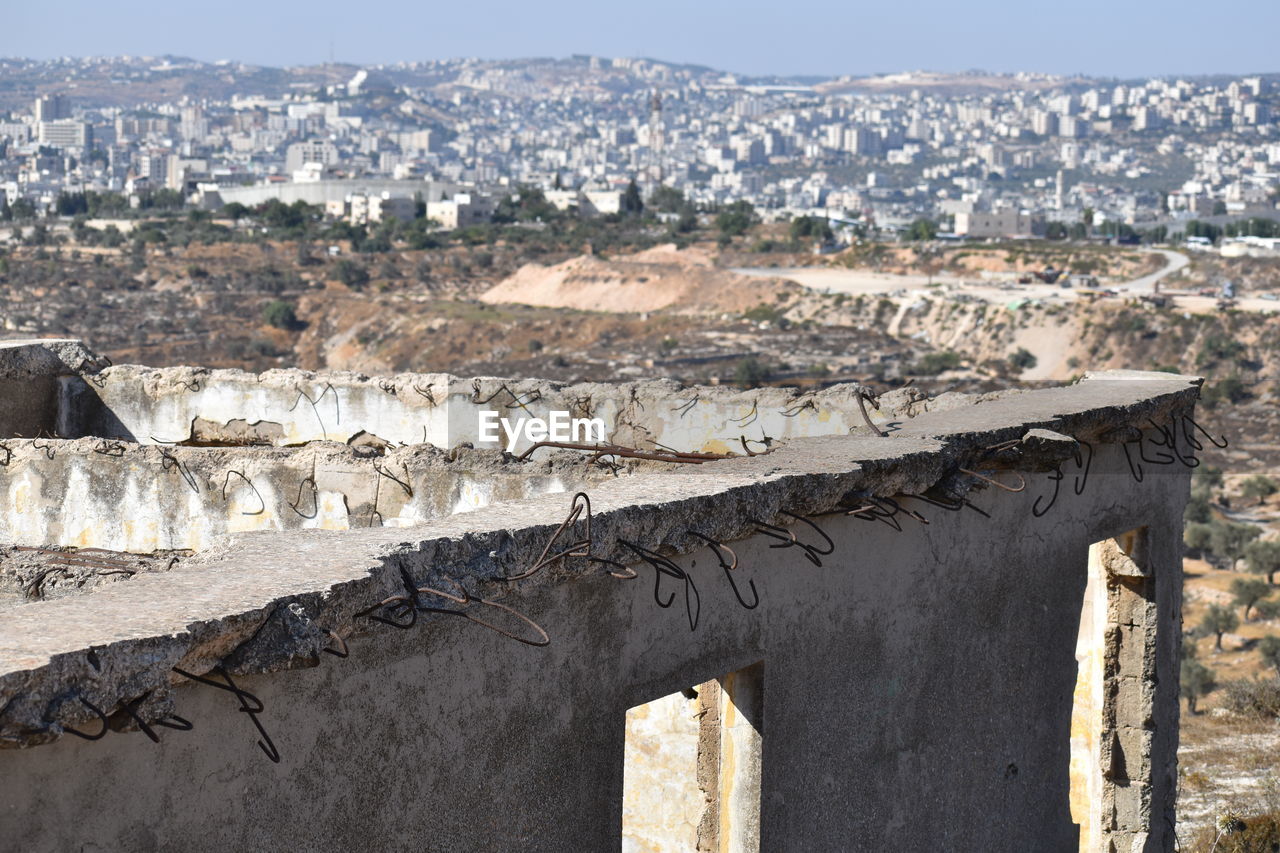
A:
<box><xmin>0</xmin><ymin>55</ymin><xmax>1277</xmax><ymax>242</ymax></box>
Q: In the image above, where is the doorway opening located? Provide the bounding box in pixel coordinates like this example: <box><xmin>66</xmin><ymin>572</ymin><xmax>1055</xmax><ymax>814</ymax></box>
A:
<box><xmin>622</xmin><ymin>661</ymin><xmax>764</xmax><ymax>852</ymax></box>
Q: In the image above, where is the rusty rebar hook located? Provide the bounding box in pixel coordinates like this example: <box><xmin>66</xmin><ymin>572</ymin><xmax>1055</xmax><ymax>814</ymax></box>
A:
<box><xmin>672</xmin><ymin>395</ymin><xmax>699</xmax><ymax>419</ymax></box>
<box><xmin>843</xmin><ymin>497</ymin><xmax>904</xmax><ymax>532</ymax></box>
<box><xmin>288</xmin><ymin>476</ymin><xmax>319</xmax><ymax>519</ymax></box>
<box><xmin>62</xmin><ymin>698</ymin><xmax>109</xmax><ymax>740</ymax></box>
<box><xmin>957</xmin><ymin>468</ymin><xmax>1026</xmax><ymax>493</ymax></box>
<box><xmin>160</xmin><ymin>448</ymin><xmax>200</xmax><ymax>494</ymax></box>
<box><xmin>853</xmin><ymin>385</ymin><xmax>887</xmax><ymax>437</ymax></box>
<box><xmin>322</xmin><ymin>629</ymin><xmax>349</xmax><ymax>658</ymax></box>
<box><xmin>1147</xmin><ymin>419</ymin><xmax>1198</xmax><ymax>468</ymax></box>
<box><xmin>416</xmin><ymin>579</ymin><xmax>551</xmax><ymax>647</ymax></box>
<box><xmin>221</xmin><ymin>470</ymin><xmax>265</xmax><ymax>515</ymax></box>
<box><xmin>1032</xmin><ymin>465</ymin><xmax>1064</xmax><ymax>518</ymax></box>
<box><xmin>780</xmin><ymin>397</ymin><xmax>817</xmax><ymax>418</ymax></box>
<box><xmin>730</xmin><ymin>400</ymin><xmax>758</xmax><ymax>427</ymax></box>
<box><xmin>412</xmin><ymin>384</ymin><xmax>437</xmax><ymax>406</ymax></box>
<box><xmin>688</xmin><ymin>531</ymin><xmax>758</xmax><ymax>610</ymax></box>
<box><xmin>749</xmin><ymin>513</ymin><xmax>832</xmax><ymax>566</ymax></box>
<box><xmin>1121</xmin><ymin>442</ymin><xmax>1145</xmax><ymax>484</ymax></box>
<box><xmin>1182</xmin><ymin>414</ymin><xmax>1228</xmax><ymax>450</ymax></box>
<box><xmin>289</xmin><ymin>382</ymin><xmax>340</xmax><ymax>440</ymax></box>
<box><xmin>172</xmin><ymin>667</ymin><xmax>279</xmax><ymax>763</ymax></box>
<box><xmin>618</xmin><ymin>540</ymin><xmax>700</xmax><ymax>631</ymax></box>
<box><xmin>373</xmin><ymin>460</ymin><xmax>414</xmax><ymax>498</ymax></box>
<box><xmin>781</xmin><ymin>510</ymin><xmax>837</xmax><ymax>555</ymax></box>
<box><xmin>1073</xmin><ymin>441</ymin><xmax>1093</xmax><ymax>495</ymax></box>
<box><xmin>355</xmin><ymin>595</ymin><xmax>418</xmax><ymax>629</ymax></box>
<box><xmin>501</xmin><ymin>492</ymin><xmax>592</xmax><ymax>581</ymax></box>
<box><xmin>119</xmin><ymin>692</ymin><xmax>161</xmax><ymax>743</ymax></box>
<box><xmin>586</xmin><ymin>556</ymin><xmax>638</xmax><ymax>580</ymax></box>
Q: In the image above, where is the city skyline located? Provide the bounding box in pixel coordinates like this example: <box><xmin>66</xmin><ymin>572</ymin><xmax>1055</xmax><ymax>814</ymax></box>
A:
<box><xmin>3</xmin><ymin>0</ymin><xmax>1279</xmax><ymax>80</ymax></box>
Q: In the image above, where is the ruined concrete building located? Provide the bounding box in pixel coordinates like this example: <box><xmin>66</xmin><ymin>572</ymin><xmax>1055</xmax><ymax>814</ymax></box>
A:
<box><xmin>0</xmin><ymin>338</ymin><xmax>1204</xmax><ymax>851</ymax></box>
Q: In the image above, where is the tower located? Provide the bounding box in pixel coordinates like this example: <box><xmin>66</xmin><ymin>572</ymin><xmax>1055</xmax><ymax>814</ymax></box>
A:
<box><xmin>647</xmin><ymin>91</ymin><xmax>664</xmax><ymax>187</ymax></box>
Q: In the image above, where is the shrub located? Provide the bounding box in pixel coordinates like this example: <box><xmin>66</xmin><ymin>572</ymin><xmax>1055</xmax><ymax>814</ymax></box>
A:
<box><xmin>1261</xmin><ymin>636</ymin><xmax>1280</xmax><ymax>676</ymax></box>
<box><xmin>911</xmin><ymin>350</ymin><xmax>962</xmax><ymax>376</ymax></box>
<box><xmin>1222</xmin><ymin>677</ymin><xmax>1280</xmax><ymax>718</ymax></box>
<box><xmin>262</xmin><ymin>300</ymin><xmax>299</xmax><ymax>330</ymax></box>
<box><xmin>1008</xmin><ymin>347</ymin><xmax>1038</xmax><ymax>372</ymax></box>
<box><xmin>333</xmin><ymin>259</ymin><xmax>370</xmax><ymax>290</ymax></box>
<box><xmin>733</xmin><ymin>356</ymin><xmax>772</xmax><ymax>389</ymax></box>
<box><xmin>1181</xmin><ymin>658</ymin><xmax>1216</xmax><ymax>714</ymax></box>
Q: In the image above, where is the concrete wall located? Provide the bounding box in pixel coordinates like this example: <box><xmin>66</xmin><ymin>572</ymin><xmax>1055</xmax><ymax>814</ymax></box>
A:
<box><xmin>0</xmin><ymin>441</ymin><xmax>599</xmax><ymax>552</ymax></box>
<box><xmin>0</xmin><ymin>365</ymin><xmax>1200</xmax><ymax>851</ymax></box>
<box><xmin>57</xmin><ymin>367</ymin><xmax>899</xmax><ymax>455</ymax></box>
<box><xmin>0</xmin><ymin>441</ymin><xmax>1189</xmax><ymax>852</ymax></box>
<box><xmin>0</xmin><ymin>339</ymin><xmax>100</xmax><ymax>440</ymax></box>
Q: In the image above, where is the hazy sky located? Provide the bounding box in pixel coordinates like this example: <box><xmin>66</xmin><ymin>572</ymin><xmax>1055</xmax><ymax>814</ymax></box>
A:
<box><xmin>3</xmin><ymin>0</ymin><xmax>1276</xmax><ymax>79</ymax></box>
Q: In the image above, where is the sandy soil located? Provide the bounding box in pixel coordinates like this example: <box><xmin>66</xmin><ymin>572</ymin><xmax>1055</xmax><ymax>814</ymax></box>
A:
<box><xmin>481</xmin><ymin>244</ymin><xmax>802</xmax><ymax>314</ymax></box>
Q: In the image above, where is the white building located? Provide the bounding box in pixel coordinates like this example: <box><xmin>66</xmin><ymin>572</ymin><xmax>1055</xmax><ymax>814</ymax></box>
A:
<box><xmin>426</xmin><ymin>193</ymin><xmax>495</xmax><ymax>228</ymax></box>
<box><xmin>954</xmin><ymin>209</ymin><xmax>1044</xmax><ymax>238</ymax></box>
<box><xmin>285</xmin><ymin>141</ymin><xmax>340</xmax><ymax>173</ymax></box>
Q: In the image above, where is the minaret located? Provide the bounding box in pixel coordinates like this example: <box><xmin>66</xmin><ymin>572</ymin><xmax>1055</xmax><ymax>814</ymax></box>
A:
<box><xmin>648</xmin><ymin>91</ymin><xmax>664</xmax><ymax>186</ymax></box>
<box><xmin>1055</xmin><ymin>169</ymin><xmax>1065</xmax><ymax>210</ymax></box>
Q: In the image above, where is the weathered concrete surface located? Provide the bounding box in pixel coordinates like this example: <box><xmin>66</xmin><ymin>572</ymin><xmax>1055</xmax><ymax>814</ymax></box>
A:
<box><xmin>0</xmin><ymin>339</ymin><xmax>102</xmax><ymax>440</ymax></box>
<box><xmin>0</xmin><ymin>441</ymin><xmax>1190</xmax><ymax>852</ymax></box>
<box><xmin>0</xmin><ymin>546</ymin><xmax>182</xmax><ymax>609</ymax></box>
<box><xmin>0</xmin><ymin>440</ymin><xmax>620</xmax><ymax>552</ymax></box>
<box><xmin>0</xmin><ymin>372</ymin><xmax>1198</xmax><ymax>851</ymax></box>
<box><xmin>56</xmin><ymin>363</ymin><xmax>925</xmax><ymax>454</ymax></box>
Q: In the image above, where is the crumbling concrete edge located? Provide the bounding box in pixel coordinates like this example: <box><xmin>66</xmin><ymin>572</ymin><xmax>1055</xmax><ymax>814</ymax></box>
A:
<box><xmin>0</xmin><ymin>374</ymin><xmax>1203</xmax><ymax>748</ymax></box>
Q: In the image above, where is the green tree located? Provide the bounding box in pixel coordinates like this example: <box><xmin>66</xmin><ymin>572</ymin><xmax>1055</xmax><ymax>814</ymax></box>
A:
<box><xmin>789</xmin><ymin>215</ymin><xmax>834</xmax><ymax>244</ymax></box>
<box><xmin>1256</xmin><ymin>599</ymin><xmax>1280</xmax><ymax>621</ymax></box>
<box><xmin>1195</xmin><ymin>465</ymin><xmax>1225</xmax><ymax>490</ymax></box>
<box><xmin>673</xmin><ymin>205</ymin><xmax>698</xmax><ymax>234</ymax></box>
<box><xmin>262</xmin><ymin>300</ymin><xmax>299</xmax><ymax>330</ymax></box>
<box><xmin>1008</xmin><ymin>348</ymin><xmax>1038</xmax><ymax>373</ymax></box>
<box><xmin>1180</xmin><ymin>658</ymin><xmax>1215</xmax><ymax>714</ymax></box>
<box><xmin>911</xmin><ymin>350</ymin><xmax>962</xmax><ymax>376</ymax></box>
<box><xmin>621</xmin><ymin>179</ymin><xmax>644</xmax><ymax>215</ymax></box>
<box><xmin>715</xmin><ymin>200</ymin><xmax>758</xmax><ymax>238</ymax></box>
<box><xmin>1184</xmin><ymin>490</ymin><xmax>1212</xmax><ymax>524</ymax></box>
<box><xmin>1232</xmin><ymin>577</ymin><xmax>1272</xmax><ymax>621</ymax></box>
<box><xmin>1260</xmin><ymin>636</ymin><xmax>1280</xmax><ymax>676</ymax></box>
<box><xmin>1211</xmin><ymin>522</ymin><xmax>1263</xmax><ymax>571</ymax></box>
<box><xmin>649</xmin><ymin>185</ymin><xmax>685</xmax><ymax>213</ymax></box>
<box><xmin>1202</xmin><ymin>603</ymin><xmax>1239</xmax><ymax>651</ymax></box>
<box><xmin>1246</xmin><ymin>540</ymin><xmax>1280</xmax><ymax>585</ymax></box>
<box><xmin>9</xmin><ymin>198</ymin><xmax>37</xmax><ymax>220</ymax></box>
<box><xmin>733</xmin><ymin>356</ymin><xmax>771</xmax><ymax>389</ymax></box>
<box><xmin>333</xmin><ymin>259</ymin><xmax>369</xmax><ymax>290</ymax></box>
<box><xmin>905</xmin><ymin>218</ymin><xmax>938</xmax><ymax>241</ymax></box>
<box><xmin>1184</xmin><ymin>522</ymin><xmax>1214</xmax><ymax>558</ymax></box>
<box><xmin>1241</xmin><ymin>475</ymin><xmax>1279</xmax><ymax>506</ymax></box>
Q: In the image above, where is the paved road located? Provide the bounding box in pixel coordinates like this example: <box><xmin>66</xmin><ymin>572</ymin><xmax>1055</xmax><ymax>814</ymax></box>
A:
<box><xmin>1114</xmin><ymin>249</ymin><xmax>1190</xmax><ymax>294</ymax></box>
<box><xmin>738</xmin><ymin>248</ymin><xmax>1280</xmax><ymax>314</ymax></box>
